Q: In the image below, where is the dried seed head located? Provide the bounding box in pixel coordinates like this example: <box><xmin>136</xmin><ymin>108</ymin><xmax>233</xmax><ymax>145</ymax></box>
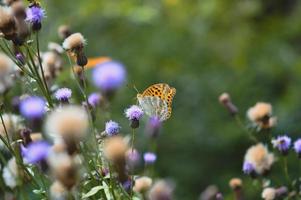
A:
<box><xmin>244</xmin><ymin>143</ymin><xmax>275</xmax><ymax>175</ymax></box>
<box><xmin>148</xmin><ymin>180</ymin><xmax>174</xmax><ymax>200</ymax></box>
<box><xmin>229</xmin><ymin>178</ymin><xmax>242</xmax><ymax>190</ymax></box>
<box><xmin>3</xmin><ymin>0</ymin><xmax>19</xmax><ymax>6</ymax></box>
<box><xmin>11</xmin><ymin>1</ymin><xmax>26</xmax><ymax>19</ymax></box>
<box><xmin>58</xmin><ymin>24</ymin><xmax>71</xmax><ymax>39</ymax></box>
<box><xmin>48</xmin><ymin>152</ymin><xmax>78</xmax><ymax>190</ymax></box>
<box><xmin>133</xmin><ymin>176</ymin><xmax>152</xmax><ymax>193</ymax></box>
<box><xmin>50</xmin><ymin>181</ymin><xmax>68</xmax><ymax>200</ymax></box>
<box><xmin>262</xmin><ymin>187</ymin><xmax>276</xmax><ymax>200</ymax></box>
<box><xmin>103</xmin><ymin>136</ymin><xmax>129</xmax><ymax>162</ymax></box>
<box><xmin>62</xmin><ymin>32</ymin><xmax>86</xmax><ymax>52</ymax></box>
<box><xmin>0</xmin><ymin>7</ymin><xmax>17</xmax><ymax>40</ymax></box>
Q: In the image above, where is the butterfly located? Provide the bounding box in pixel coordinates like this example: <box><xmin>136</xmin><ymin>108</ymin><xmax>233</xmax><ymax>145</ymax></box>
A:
<box><xmin>137</xmin><ymin>83</ymin><xmax>176</xmax><ymax>121</ymax></box>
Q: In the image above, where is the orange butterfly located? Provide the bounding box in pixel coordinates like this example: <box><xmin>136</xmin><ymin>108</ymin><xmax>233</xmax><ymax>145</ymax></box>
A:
<box><xmin>137</xmin><ymin>83</ymin><xmax>176</xmax><ymax>121</ymax></box>
<box><xmin>86</xmin><ymin>56</ymin><xmax>111</xmax><ymax>68</ymax></box>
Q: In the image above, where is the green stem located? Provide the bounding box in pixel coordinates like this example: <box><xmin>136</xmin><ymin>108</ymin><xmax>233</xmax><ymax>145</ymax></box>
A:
<box><xmin>108</xmin><ymin>164</ymin><xmax>117</xmax><ymax>200</ymax></box>
<box><xmin>283</xmin><ymin>157</ymin><xmax>291</xmax><ymax>187</ymax></box>
<box><xmin>35</xmin><ymin>32</ymin><xmax>52</xmax><ymax>105</ymax></box>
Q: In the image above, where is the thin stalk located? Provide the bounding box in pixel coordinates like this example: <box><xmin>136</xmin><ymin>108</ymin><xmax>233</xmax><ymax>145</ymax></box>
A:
<box><xmin>0</xmin><ymin>111</ymin><xmax>10</xmax><ymax>143</ymax></box>
<box><xmin>283</xmin><ymin>157</ymin><xmax>291</xmax><ymax>188</ymax></box>
<box><xmin>35</xmin><ymin>33</ymin><xmax>51</xmax><ymax>103</ymax></box>
<box><xmin>26</xmin><ymin>46</ymin><xmax>53</xmax><ymax>107</ymax></box>
<box><xmin>108</xmin><ymin>164</ymin><xmax>117</xmax><ymax>200</ymax></box>
<box><xmin>130</xmin><ymin>128</ymin><xmax>135</xmax><ymax>198</ymax></box>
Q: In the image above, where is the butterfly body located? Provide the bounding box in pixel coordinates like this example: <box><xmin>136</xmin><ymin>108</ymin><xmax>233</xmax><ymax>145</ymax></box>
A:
<box><xmin>137</xmin><ymin>83</ymin><xmax>176</xmax><ymax>121</ymax></box>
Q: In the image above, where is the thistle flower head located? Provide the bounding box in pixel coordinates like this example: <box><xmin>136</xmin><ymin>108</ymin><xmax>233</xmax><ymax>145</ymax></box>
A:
<box><xmin>0</xmin><ymin>6</ymin><xmax>17</xmax><ymax>39</ymax></box>
<box><xmin>105</xmin><ymin>120</ymin><xmax>120</xmax><ymax>136</ymax></box>
<box><xmin>45</xmin><ymin>105</ymin><xmax>89</xmax><ymax>140</ymax></box>
<box><xmin>92</xmin><ymin>61</ymin><xmax>126</xmax><ymax>92</ymax></box>
<box><xmin>272</xmin><ymin>135</ymin><xmax>291</xmax><ymax>154</ymax></box>
<box><xmin>88</xmin><ymin>92</ymin><xmax>102</xmax><ymax>108</ymax></box>
<box><xmin>125</xmin><ymin>105</ymin><xmax>144</xmax><ymax>121</ymax></box>
<box><xmin>242</xmin><ymin>161</ymin><xmax>255</xmax><ymax>175</ymax></box>
<box><xmin>262</xmin><ymin>187</ymin><xmax>276</xmax><ymax>200</ymax></box>
<box><xmin>126</xmin><ymin>148</ymin><xmax>140</xmax><ymax>168</ymax></box>
<box><xmin>26</xmin><ymin>5</ymin><xmax>45</xmax><ymax>24</ymax></box>
<box><xmin>62</xmin><ymin>32</ymin><xmax>86</xmax><ymax>51</ymax></box>
<box><xmin>50</xmin><ymin>181</ymin><xmax>68</xmax><ymax>200</ymax></box>
<box><xmin>144</xmin><ymin>152</ymin><xmax>157</xmax><ymax>165</ymax></box>
<box><xmin>22</xmin><ymin>141</ymin><xmax>51</xmax><ymax>164</ymax></box>
<box><xmin>48</xmin><ymin>152</ymin><xmax>78</xmax><ymax>189</ymax></box>
<box><xmin>19</xmin><ymin>96</ymin><xmax>46</xmax><ymax>120</ymax></box>
<box><xmin>243</xmin><ymin>143</ymin><xmax>274</xmax><ymax>175</ymax></box>
<box><xmin>229</xmin><ymin>178</ymin><xmax>242</xmax><ymax>190</ymax></box>
<box><xmin>58</xmin><ymin>24</ymin><xmax>71</xmax><ymax>39</ymax></box>
<box><xmin>148</xmin><ymin>180</ymin><xmax>174</xmax><ymax>200</ymax></box>
<box><xmin>54</xmin><ymin>88</ymin><xmax>72</xmax><ymax>102</ymax></box>
<box><xmin>146</xmin><ymin>116</ymin><xmax>162</xmax><ymax>138</ymax></box>
<box><xmin>294</xmin><ymin>139</ymin><xmax>301</xmax><ymax>156</ymax></box>
<box><xmin>133</xmin><ymin>176</ymin><xmax>153</xmax><ymax>193</ymax></box>
<box><xmin>103</xmin><ymin>136</ymin><xmax>129</xmax><ymax>162</ymax></box>
<box><xmin>247</xmin><ymin>102</ymin><xmax>276</xmax><ymax>129</ymax></box>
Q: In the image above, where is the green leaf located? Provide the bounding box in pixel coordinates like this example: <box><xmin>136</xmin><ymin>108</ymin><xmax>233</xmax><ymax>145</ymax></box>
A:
<box><xmin>82</xmin><ymin>186</ymin><xmax>104</xmax><ymax>199</ymax></box>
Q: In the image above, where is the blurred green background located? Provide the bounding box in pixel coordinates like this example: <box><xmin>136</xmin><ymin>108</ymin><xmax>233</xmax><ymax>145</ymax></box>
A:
<box><xmin>40</xmin><ymin>0</ymin><xmax>301</xmax><ymax>199</ymax></box>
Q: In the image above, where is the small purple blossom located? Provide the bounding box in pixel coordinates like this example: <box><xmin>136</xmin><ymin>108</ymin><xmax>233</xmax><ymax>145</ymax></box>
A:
<box><xmin>16</xmin><ymin>53</ymin><xmax>24</xmax><ymax>64</ymax></box>
<box><xmin>26</xmin><ymin>6</ymin><xmax>45</xmax><ymax>24</ymax></box>
<box><xmin>294</xmin><ymin>139</ymin><xmax>301</xmax><ymax>155</ymax></box>
<box><xmin>105</xmin><ymin>120</ymin><xmax>120</xmax><ymax>136</ymax></box>
<box><xmin>92</xmin><ymin>61</ymin><xmax>126</xmax><ymax>91</ymax></box>
<box><xmin>19</xmin><ymin>96</ymin><xmax>46</xmax><ymax>119</ymax></box>
<box><xmin>122</xmin><ymin>180</ymin><xmax>132</xmax><ymax>191</ymax></box>
<box><xmin>125</xmin><ymin>105</ymin><xmax>144</xmax><ymax>121</ymax></box>
<box><xmin>243</xmin><ymin>161</ymin><xmax>255</xmax><ymax>175</ymax></box>
<box><xmin>126</xmin><ymin>149</ymin><xmax>140</xmax><ymax>167</ymax></box>
<box><xmin>146</xmin><ymin>116</ymin><xmax>162</xmax><ymax>138</ymax></box>
<box><xmin>22</xmin><ymin>141</ymin><xmax>51</xmax><ymax>164</ymax></box>
<box><xmin>54</xmin><ymin>88</ymin><xmax>72</xmax><ymax>102</ymax></box>
<box><xmin>144</xmin><ymin>152</ymin><xmax>157</xmax><ymax>164</ymax></box>
<box><xmin>272</xmin><ymin>135</ymin><xmax>291</xmax><ymax>154</ymax></box>
<box><xmin>88</xmin><ymin>93</ymin><xmax>102</xmax><ymax>107</ymax></box>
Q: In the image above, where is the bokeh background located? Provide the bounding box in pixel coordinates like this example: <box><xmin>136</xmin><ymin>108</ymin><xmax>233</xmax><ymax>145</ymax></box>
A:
<box><xmin>39</xmin><ymin>0</ymin><xmax>301</xmax><ymax>199</ymax></box>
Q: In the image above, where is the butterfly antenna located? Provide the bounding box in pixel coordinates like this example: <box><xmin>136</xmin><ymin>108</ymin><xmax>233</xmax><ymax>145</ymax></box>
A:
<box><xmin>133</xmin><ymin>84</ymin><xmax>140</xmax><ymax>93</ymax></box>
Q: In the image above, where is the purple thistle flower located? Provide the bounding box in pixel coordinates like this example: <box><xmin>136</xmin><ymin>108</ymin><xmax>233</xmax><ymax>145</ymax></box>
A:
<box><xmin>272</xmin><ymin>135</ymin><xmax>291</xmax><ymax>154</ymax></box>
<box><xmin>144</xmin><ymin>152</ymin><xmax>157</xmax><ymax>165</ymax></box>
<box><xmin>125</xmin><ymin>105</ymin><xmax>144</xmax><ymax>121</ymax></box>
<box><xmin>19</xmin><ymin>96</ymin><xmax>46</xmax><ymax>119</ymax></box>
<box><xmin>88</xmin><ymin>93</ymin><xmax>102</xmax><ymax>107</ymax></box>
<box><xmin>146</xmin><ymin>116</ymin><xmax>162</xmax><ymax>138</ymax></box>
<box><xmin>105</xmin><ymin>120</ymin><xmax>120</xmax><ymax>136</ymax></box>
<box><xmin>54</xmin><ymin>88</ymin><xmax>72</xmax><ymax>102</ymax></box>
<box><xmin>243</xmin><ymin>161</ymin><xmax>255</xmax><ymax>175</ymax></box>
<box><xmin>122</xmin><ymin>180</ymin><xmax>132</xmax><ymax>192</ymax></box>
<box><xmin>16</xmin><ymin>53</ymin><xmax>25</xmax><ymax>65</ymax></box>
<box><xmin>26</xmin><ymin>6</ymin><xmax>45</xmax><ymax>24</ymax></box>
<box><xmin>22</xmin><ymin>141</ymin><xmax>51</xmax><ymax>164</ymax></box>
<box><xmin>294</xmin><ymin>139</ymin><xmax>301</xmax><ymax>156</ymax></box>
<box><xmin>92</xmin><ymin>61</ymin><xmax>126</xmax><ymax>91</ymax></box>
<box><xmin>126</xmin><ymin>149</ymin><xmax>140</xmax><ymax>167</ymax></box>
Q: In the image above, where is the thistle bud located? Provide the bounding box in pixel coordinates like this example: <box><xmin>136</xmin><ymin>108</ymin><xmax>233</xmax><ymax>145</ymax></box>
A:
<box><xmin>219</xmin><ymin>93</ymin><xmax>238</xmax><ymax>115</ymax></box>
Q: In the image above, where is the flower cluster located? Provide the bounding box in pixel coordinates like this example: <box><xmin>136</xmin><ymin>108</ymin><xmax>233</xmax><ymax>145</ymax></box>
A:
<box><xmin>0</xmin><ymin>2</ymin><xmax>177</xmax><ymax>200</ymax></box>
